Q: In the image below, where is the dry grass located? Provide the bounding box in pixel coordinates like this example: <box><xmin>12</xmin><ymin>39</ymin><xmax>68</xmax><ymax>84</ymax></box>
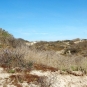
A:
<box><xmin>0</xmin><ymin>39</ymin><xmax>87</xmax><ymax>74</ymax></box>
<box><xmin>23</xmin><ymin>46</ymin><xmax>87</xmax><ymax>74</ymax></box>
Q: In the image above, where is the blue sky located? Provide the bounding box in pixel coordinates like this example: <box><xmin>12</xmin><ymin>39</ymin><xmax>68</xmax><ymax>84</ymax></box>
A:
<box><xmin>0</xmin><ymin>0</ymin><xmax>87</xmax><ymax>41</ymax></box>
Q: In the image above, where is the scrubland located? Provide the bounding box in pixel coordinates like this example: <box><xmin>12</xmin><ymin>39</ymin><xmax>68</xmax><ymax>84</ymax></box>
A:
<box><xmin>0</xmin><ymin>28</ymin><xmax>87</xmax><ymax>87</ymax></box>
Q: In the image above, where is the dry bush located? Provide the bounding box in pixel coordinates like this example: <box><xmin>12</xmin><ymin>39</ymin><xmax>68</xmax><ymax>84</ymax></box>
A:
<box><xmin>23</xmin><ymin>46</ymin><xmax>87</xmax><ymax>74</ymax></box>
<box><xmin>71</xmin><ymin>40</ymin><xmax>87</xmax><ymax>55</ymax></box>
<box><xmin>7</xmin><ymin>38</ymin><xmax>26</xmax><ymax>48</ymax></box>
<box><xmin>0</xmin><ymin>46</ymin><xmax>33</xmax><ymax>70</ymax></box>
<box><xmin>0</xmin><ymin>39</ymin><xmax>87</xmax><ymax>74</ymax></box>
<box><xmin>30</xmin><ymin>41</ymin><xmax>65</xmax><ymax>51</ymax></box>
<box><xmin>3</xmin><ymin>46</ymin><xmax>87</xmax><ymax>75</ymax></box>
<box><xmin>63</xmin><ymin>47</ymin><xmax>78</xmax><ymax>55</ymax></box>
<box><xmin>0</xmin><ymin>48</ymin><xmax>25</xmax><ymax>68</ymax></box>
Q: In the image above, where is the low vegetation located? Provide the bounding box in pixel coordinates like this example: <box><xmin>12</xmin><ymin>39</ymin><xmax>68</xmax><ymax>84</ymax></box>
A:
<box><xmin>0</xmin><ymin>28</ymin><xmax>87</xmax><ymax>75</ymax></box>
<box><xmin>0</xmin><ymin>28</ymin><xmax>87</xmax><ymax>86</ymax></box>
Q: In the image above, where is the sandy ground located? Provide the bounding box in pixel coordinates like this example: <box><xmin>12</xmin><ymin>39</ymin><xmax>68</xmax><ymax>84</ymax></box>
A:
<box><xmin>0</xmin><ymin>67</ymin><xmax>87</xmax><ymax>87</ymax></box>
<box><xmin>30</xmin><ymin>70</ymin><xmax>87</xmax><ymax>87</ymax></box>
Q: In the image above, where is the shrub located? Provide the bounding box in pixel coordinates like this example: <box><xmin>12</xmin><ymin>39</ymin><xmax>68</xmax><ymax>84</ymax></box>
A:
<box><xmin>0</xmin><ymin>48</ymin><xmax>25</xmax><ymax>68</ymax></box>
<box><xmin>7</xmin><ymin>38</ymin><xmax>26</xmax><ymax>48</ymax></box>
<box><xmin>26</xmin><ymin>61</ymin><xmax>33</xmax><ymax>70</ymax></box>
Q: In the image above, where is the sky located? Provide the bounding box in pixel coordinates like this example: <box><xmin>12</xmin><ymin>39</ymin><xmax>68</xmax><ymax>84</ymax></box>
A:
<box><xmin>0</xmin><ymin>0</ymin><xmax>87</xmax><ymax>41</ymax></box>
